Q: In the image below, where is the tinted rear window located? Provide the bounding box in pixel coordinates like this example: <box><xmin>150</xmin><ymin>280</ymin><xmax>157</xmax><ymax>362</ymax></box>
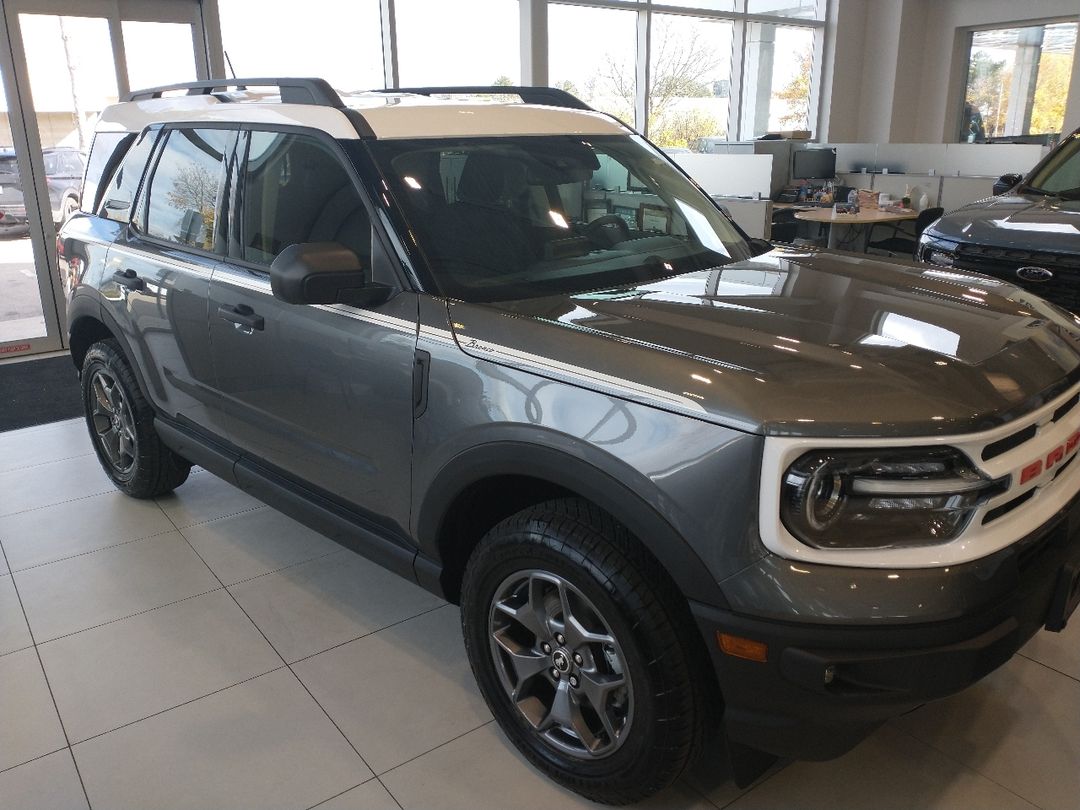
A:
<box><xmin>0</xmin><ymin>156</ymin><xmax>17</xmax><ymax>175</ymax></box>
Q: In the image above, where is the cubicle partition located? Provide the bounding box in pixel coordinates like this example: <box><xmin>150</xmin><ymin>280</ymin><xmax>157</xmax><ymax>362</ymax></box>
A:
<box><xmin>828</xmin><ymin>141</ymin><xmax>1048</xmax><ymax>214</ymax></box>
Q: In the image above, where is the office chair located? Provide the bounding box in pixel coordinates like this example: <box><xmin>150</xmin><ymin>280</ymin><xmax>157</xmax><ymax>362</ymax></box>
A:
<box><xmin>770</xmin><ymin>207</ymin><xmax>798</xmax><ymax>243</ymax></box>
<box><xmin>865</xmin><ymin>207</ymin><xmax>944</xmax><ymax>258</ymax></box>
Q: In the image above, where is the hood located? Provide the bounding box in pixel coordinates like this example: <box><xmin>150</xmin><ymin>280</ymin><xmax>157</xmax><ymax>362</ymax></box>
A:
<box><xmin>447</xmin><ymin>246</ymin><xmax>1080</xmax><ymax>438</ymax></box>
<box><xmin>928</xmin><ymin>193</ymin><xmax>1080</xmax><ymax>255</ymax></box>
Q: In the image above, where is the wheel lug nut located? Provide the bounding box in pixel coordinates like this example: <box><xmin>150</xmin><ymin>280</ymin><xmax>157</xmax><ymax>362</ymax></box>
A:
<box><xmin>541</xmin><ymin>642</ymin><xmax>551</xmax><ymax>654</ymax></box>
<box><xmin>569</xmin><ymin>675</ymin><xmax>579</xmax><ymax>688</ymax></box>
<box><xmin>555</xmin><ymin>633</ymin><xmax>565</xmax><ymax>645</ymax></box>
<box><xmin>573</xmin><ymin>653</ymin><xmax>583</xmax><ymax>665</ymax></box>
<box><xmin>551</xmin><ymin>668</ymin><xmax>560</xmax><ymax>679</ymax></box>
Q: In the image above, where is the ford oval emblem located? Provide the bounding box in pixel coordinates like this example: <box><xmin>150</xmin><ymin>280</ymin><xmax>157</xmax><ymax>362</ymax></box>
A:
<box><xmin>1017</xmin><ymin>265</ymin><xmax>1054</xmax><ymax>283</ymax></box>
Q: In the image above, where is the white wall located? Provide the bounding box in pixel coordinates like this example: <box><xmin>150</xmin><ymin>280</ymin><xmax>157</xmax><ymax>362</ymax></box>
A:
<box><xmin>820</xmin><ymin>0</ymin><xmax>1080</xmax><ymax>143</ymax></box>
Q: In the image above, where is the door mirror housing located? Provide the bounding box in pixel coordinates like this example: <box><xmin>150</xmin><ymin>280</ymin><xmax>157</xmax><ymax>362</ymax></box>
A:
<box><xmin>993</xmin><ymin>172</ymin><xmax>1024</xmax><ymax>195</ymax></box>
<box><xmin>269</xmin><ymin>242</ymin><xmax>393</xmax><ymax>307</ymax></box>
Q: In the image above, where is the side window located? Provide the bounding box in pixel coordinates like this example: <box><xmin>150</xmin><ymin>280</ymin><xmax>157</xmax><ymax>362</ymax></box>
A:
<box><xmin>98</xmin><ymin>129</ymin><xmax>155</xmax><ymax>222</ymax></box>
<box><xmin>146</xmin><ymin>128</ymin><xmax>231</xmax><ymax>251</ymax></box>
<box><xmin>81</xmin><ymin>132</ymin><xmax>130</xmax><ymax>214</ymax></box>
<box><xmin>63</xmin><ymin>152</ymin><xmax>84</xmax><ymax>175</ymax></box>
<box><xmin>43</xmin><ymin>153</ymin><xmax>59</xmax><ymax>175</ymax></box>
<box><xmin>241</xmin><ymin>131</ymin><xmax>371</xmax><ymax>266</ymax></box>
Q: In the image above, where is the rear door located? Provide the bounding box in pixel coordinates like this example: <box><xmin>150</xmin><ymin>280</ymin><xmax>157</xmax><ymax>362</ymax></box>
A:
<box><xmin>206</xmin><ymin>128</ymin><xmax>418</xmax><ymax>536</ymax></box>
<box><xmin>101</xmin><ymin>125</ymin><xmax>235</xmax><ymax>427</ymax></box>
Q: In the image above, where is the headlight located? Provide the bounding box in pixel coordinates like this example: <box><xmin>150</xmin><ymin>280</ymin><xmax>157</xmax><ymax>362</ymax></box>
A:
<box><xmin>918</xmin><ymin>234</ymin><xmax>958</xmax><ymax>267</ymax></box>
<box><xmin>780</xmin><ymin>448</ymin><xmax>1006</xmax><ymax>550</ymax></box>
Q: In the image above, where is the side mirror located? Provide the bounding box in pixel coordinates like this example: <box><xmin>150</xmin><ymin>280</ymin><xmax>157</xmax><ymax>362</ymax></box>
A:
<box><xmin>269</xmin><ymin>242</ymin><xmax>393</xmax><ymax>307</ymax></box>
<box><xmin>993</xmin><ymin>172</ymin><xmax>1023</xmax><ymax>196</ymax></box>
<box><xmin>748</xmin><ymin>237</ymin><xmax>774</xmax><ymax>257</ymax></box>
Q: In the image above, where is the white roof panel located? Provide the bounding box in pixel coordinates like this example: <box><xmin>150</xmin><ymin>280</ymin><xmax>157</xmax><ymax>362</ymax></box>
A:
<box><xmin>95</xmin><ymin>91</ymin><xmax>629</xmax><ymax>141</ymax></box>
<box><xmin>96</xmin><ymin>95</ymin><xmax>360</xmax><ymax>139</ymax></box>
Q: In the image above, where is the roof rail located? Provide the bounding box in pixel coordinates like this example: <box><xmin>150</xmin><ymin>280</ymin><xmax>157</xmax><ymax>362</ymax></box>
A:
<box><xmin>125</xmin><ymin>78</ymin><xmax>343</xmax><ymax>107</ymax></box>
<box><xmin>389</xmin><ymin>86</ymin><xmax>593</xmax><ymax>111</ymax></box>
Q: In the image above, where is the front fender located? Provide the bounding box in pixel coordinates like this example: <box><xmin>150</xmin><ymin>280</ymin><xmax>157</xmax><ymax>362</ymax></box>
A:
<box><xmin>414</xmin><ymin>429</ymin><xmax>759</xmax><ymax>607</ymax></box>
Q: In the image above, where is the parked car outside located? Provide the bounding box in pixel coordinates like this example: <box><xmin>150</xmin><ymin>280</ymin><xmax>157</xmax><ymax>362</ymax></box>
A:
<box><xmin>59</xmin><ymin>80</ymin><xmax>1080</xmax><ymax>805</ymax></box>
<box><xmin>919</xmin><ymin>127</ymin><xmax>1080</xmax><ymax>311</ymax></box>
<box><xmin>0</xmin><ymin>145</ymin><xmax>85</xmax><ymax>236</ymax></box>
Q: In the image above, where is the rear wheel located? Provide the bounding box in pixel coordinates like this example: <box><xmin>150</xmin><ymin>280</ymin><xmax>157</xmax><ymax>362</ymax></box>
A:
<box><xmin>461</xmin><ymin>498</ymin><xmax>710</xmax><ymax>805</ymax></box>
<box><xmin>82</xmin><ymin>339</ymin><xmax>190</xmax><ymax>498</ymax></box>
<box><xmin>59</xmin><ymin>195</ymin><xmax>78</xmax><ymax>225</ymax></box>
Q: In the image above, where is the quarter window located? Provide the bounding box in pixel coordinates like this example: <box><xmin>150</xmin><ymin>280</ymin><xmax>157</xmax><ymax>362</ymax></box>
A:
<box><xmin>145</xmin><ymin>128</ymin><xmax>230</xmax><ymax>250</ymax></box>
<box><xmin>97</xmin><ymin>129</ymin><xmax>154</xmax><ymax>223</ymax></box>
<box><xmin>241</xmin><ymin>131</ymin><xmax>371</xmax><ymax>265</ymax></box>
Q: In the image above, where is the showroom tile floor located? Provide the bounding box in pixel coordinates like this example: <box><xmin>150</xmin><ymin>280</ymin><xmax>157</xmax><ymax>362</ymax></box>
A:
<box><xmin>0</xmin><ymin>417</ymin><xmax>1077</xmax><ymax>810</ymax></box>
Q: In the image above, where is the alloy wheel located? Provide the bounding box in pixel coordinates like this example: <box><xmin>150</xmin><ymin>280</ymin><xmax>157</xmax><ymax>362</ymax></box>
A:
<box><xmin>488</xmin><ymin>569</ymin><xmax>634</xmax><ymax>759</ymax></box>
<box><xmin>89</xmin><ymin>369</ymin><xmax>137</xmax><ymax>474</ymax></box>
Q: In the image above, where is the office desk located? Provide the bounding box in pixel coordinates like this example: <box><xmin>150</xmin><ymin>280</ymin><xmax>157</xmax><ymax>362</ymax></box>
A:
<box><xmin>794</xmin><ymin>208</ymin><xmax>917</xmax><ymax>251</ymax></box>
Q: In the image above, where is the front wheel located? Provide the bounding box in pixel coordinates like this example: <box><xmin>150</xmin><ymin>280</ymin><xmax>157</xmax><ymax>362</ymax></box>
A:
<box><xmin>82</xmin><ymin>339</ymin><xmax>190</xmax><ymax>498</ymax></box>
<box><xmin>461</xmin><ymin>498</ymin><xmax>710</xmax><ymax>805</ymax></box>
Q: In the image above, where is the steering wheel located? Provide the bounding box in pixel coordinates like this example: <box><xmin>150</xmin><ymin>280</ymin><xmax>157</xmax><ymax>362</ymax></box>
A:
<box><xmin>584</xmin><ymin>214</ymin><xmax>632</xmax><ymax>247</ymax></box>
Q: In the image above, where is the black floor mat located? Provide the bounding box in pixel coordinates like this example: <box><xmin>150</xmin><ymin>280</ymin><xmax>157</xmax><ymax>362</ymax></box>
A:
<box><xmin>0</xmin><ymin>354</ymin><xmax>83</xmax><ymax>432</ymax></box>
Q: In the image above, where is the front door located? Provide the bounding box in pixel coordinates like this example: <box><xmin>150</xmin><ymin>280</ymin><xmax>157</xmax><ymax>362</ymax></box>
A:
<box><xmin>207</xmin><ymin>129</ymin><xmax>417</xmax><ymax>536</ymax></box>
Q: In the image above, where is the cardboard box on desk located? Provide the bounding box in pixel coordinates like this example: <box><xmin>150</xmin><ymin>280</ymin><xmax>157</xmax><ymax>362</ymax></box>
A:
<box><xmin>856</xmin><ymin>189</ymin><xmax>878</xmax><ymax>210</ymax></box>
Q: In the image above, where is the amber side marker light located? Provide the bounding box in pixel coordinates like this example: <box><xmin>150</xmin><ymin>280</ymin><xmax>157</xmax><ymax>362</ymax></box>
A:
<box><xmin>717</xmin><ymin>632</ymin><xmax>769</xmax><ymax>662</ymax></box>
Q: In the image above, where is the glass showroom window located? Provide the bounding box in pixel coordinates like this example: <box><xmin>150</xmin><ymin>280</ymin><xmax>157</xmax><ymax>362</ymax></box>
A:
<box><xmin>961</xmin><ymin>22</ymin><xmax>1077</xmax><ymax>142</ymax></box>
<box><xmin>122</xmin><ymin>22</ymin><xmax>197</xmax><ymax>90</ymax></box>
<box><xmin>218</xmin><ymin>0</ymin><xmax>383</xmax><ymax>91</ymax></box>
<box><xmin>740</xmin><ymin>23</ymin><xmax>815</xmax><ymax>138</ymax></box>
<box><xmin>396</xmin><ymin>0</ymin><xmax>520</xmax><ymax>86</ymax></box>
<box><xmin>549</xmin><ymin>3</ymin><xmax>638</xmax><ymax>124</ymax></box>
<box><xmin>648</xmin><ymin>15</ymin><xmax>734</xmax><ymax>150</ymax></box>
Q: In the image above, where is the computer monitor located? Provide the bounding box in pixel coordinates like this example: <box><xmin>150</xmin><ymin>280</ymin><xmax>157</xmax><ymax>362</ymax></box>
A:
<box><xmin>792</xmin><ymin>148</ymin><xmax>836</xmax><ymax>180</ymax></box>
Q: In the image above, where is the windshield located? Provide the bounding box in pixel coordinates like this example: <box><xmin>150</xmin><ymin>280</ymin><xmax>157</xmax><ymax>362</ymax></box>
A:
<box><xmin>367</xmin><ymin>134</ymin><xmax>752</xmax><ymax>302</ymax></box>
<box><xmin>1027</xmin><ymin>133</ymin><xmax>1080</xmax><ymax>199</ymax></box>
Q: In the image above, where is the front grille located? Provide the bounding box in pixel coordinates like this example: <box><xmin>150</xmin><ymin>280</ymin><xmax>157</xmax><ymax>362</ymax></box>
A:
<box><xmin>1054</xmin><ymin>394</ymin><xmax>1080</xmax><ymax>423</ymax></box>
<box><xmin>983</xmin><ymin>488</ymin><xmax>1035</xmax><ymax>525</ymax></box>
<box><xmin>947</xmin><ymin>244</ymin><xmax>1080</xmax><ymax>312</ymax></box>
<box><xmin>982</xmin><ymin>423</ymin><xmax>1037</xmax><ymax>461</ymax></box>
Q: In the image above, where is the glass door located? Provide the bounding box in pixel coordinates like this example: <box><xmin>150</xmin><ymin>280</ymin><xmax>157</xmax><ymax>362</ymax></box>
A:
<box><xmin>0</xmin><ymin>69</ymin><xmax>51</xmax><ymax>352</ymax></box>
<box><xmin>0</xmin><ymin>0</ymin><xmax>205</xmax><ymax>360</ymax></box>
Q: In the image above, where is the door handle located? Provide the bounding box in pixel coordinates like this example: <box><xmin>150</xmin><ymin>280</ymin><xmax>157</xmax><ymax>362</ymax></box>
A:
<box><xmin>112</xmin><ymin>268</ymin><xmax>144</xmax><ymax>291</ymax></box>
<box><xmin>218</xmin><ymin>303</ymin><xmax>265</xmax><ymax>332</ymax></box>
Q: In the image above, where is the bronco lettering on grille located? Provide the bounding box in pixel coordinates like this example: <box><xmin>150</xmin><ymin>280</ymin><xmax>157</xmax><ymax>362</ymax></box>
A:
<box><xmin>1019</xmin><ymin>429</ymin><xmax>1080</xmax><ymax>485</ymax></box>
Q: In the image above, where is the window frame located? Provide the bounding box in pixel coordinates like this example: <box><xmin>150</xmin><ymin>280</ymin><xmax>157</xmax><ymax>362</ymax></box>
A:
<box><xmin>957</xmin><ymin>17</ymin><xmax>1079</xmax><ymax>143</ymax></box>
<box><xmin>223</xmin><ymin>124</ymin><xmax>404</xmax><ymax>294</ymax></box>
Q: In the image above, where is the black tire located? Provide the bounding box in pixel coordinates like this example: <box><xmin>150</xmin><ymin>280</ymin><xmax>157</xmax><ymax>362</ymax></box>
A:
<box><xmin>461</xmin><ymin>498</ymin><xmax>711</xmax><ymax>805</ymax></box>
<box><xmin>81</xmin><ymin>339</ymin><xmax>191</xmax><ymax>498</ymax></box>
<box><xmin>58</xmin><ymin>195</ymin><xmax>78</xmax><ymax>226</ymax></box>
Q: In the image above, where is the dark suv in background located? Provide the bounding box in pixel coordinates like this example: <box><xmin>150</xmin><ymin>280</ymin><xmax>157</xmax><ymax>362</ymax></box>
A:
<box><xmin>919</xmin><ymin>127</ymin><xmax>1080</xmax><ymax>310</ymax></box>
<box><xmin>0</xmin><ymin>145</ymin><xmax>84</xmax><ymax>235</ymax></box>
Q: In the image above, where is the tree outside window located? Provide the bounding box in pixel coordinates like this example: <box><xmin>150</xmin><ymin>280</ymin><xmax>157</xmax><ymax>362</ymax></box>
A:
<box><xmin>961</xmin><ymin>22</ymin><xmax>1077</xmax><ymax>142</ymax></box>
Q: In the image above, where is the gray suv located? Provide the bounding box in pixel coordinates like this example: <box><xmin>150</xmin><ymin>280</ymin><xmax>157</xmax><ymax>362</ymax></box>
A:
<box><xmin>59</xmin><ymin>79</ymin><xmax>1080</xmax><ymax>805</ymax></box>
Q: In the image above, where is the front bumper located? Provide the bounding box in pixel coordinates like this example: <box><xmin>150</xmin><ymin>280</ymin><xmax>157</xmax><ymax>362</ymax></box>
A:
<box><xmin>692</xmin><ymin>491</ymin><xmax>1080</xmax><ymax>760</ymax></box>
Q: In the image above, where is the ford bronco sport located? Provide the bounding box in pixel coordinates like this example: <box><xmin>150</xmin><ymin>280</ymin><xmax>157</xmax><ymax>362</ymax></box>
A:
<box><xmin>59</xmin><ymin>79</ymin><xmax>1080</xmax><ymax>805</ymax></box>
